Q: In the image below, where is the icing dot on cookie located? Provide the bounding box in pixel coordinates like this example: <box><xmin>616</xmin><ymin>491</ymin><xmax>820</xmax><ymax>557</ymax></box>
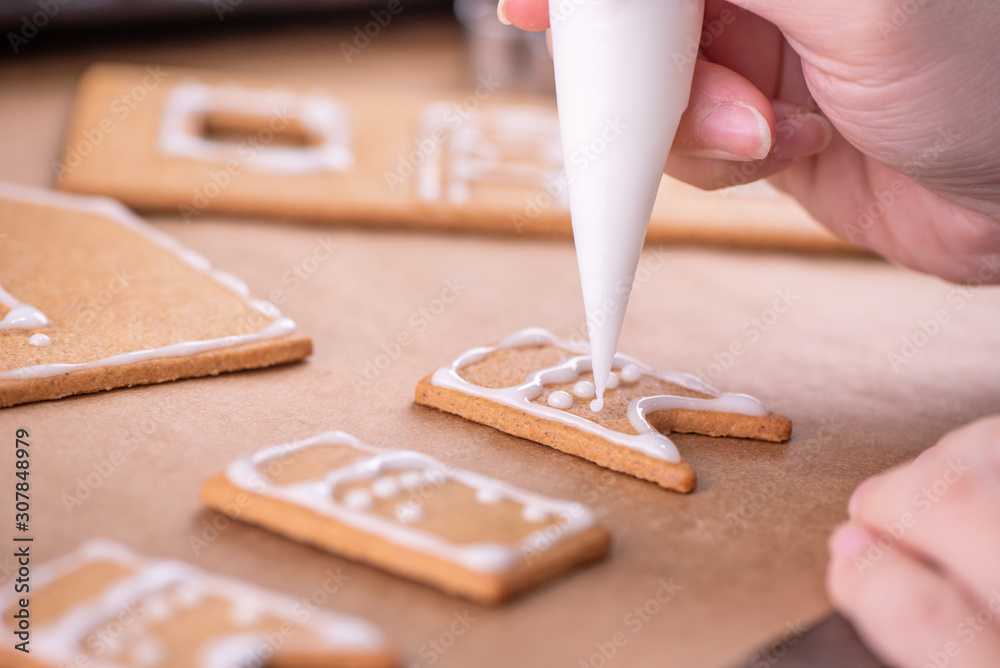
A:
<box><xmin>395</xmin><ymin>503</ymin><xmax>424</xmax><ymax>523</ymax></box>
<box><xmin>547</xmin><ymin>391</ymin><xmax>573</xmax><ymax>409</ymax></box>
<box><xmin>172</xmin><ymin>584</ymin><xmax>203</xmax><ymax>608</ymax></box>
<box><xmin>589</xmin><ymin>397</ymin><xmax>604</xmax><ymax>412</ymax></box>
<box><xmin>129</xmin><ymin>640</ymin><xmax>164</xmax><ymax>666</ymax></box>
<box><xmin>572</xmin><ymin>381</ymin><xmax>596</xmax><ymax>399</ymax></box>
<box><xmin>143</xmin><ymin>595</ymin><xmax>171</xmax><ymax>621</ymax></box>
<box><xmin>620</xmin><ymin>364</ymin><xmax>642</xmax><ymax>383</ymax></box>
<box><xmin>343</xmin><ymin>488</ymin><xmax>374</xmax><ymax>510</ymax></box>
<box><xmin>606</xmin><ymin>373</ymin><xmax>619</xmax><ymax>389</ymax></box>
<box><xmin>398</xmin><ymin>471</ymin><xmax>425</xmax><ymax>490</ymax></box>
<box><xmin>28</xmin><ymin>333</ymin><xmax>51</xmax><ymax>347</ymax></box>
<box><xmin>371</xmin><ymin>476</ymin><xmax>400</xmax><ymax>499</ymax></box>
<box><xmin>476</xmin><ymin>487</ymin><xmax>503</xmax><ymax>504</ymax></box>
<box><xmin>229</xmin><ymin>602</ymin><xmax>264</xmax><ymax>626</ymax></box>
<box><xmin>522</xmin><ymin>505</ymin><xmax>549</xmax><ymax>523</ymax></box>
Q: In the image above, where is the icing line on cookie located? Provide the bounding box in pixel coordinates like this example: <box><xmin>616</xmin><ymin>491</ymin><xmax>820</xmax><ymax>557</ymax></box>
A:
<box><xmin>0</xmin><ymin>183</ymin><xmax>302</xmax><ymax>380</ymax></box>
<box><xmin>225</xmin><ymin>431</ymin><xmax>596</xmax><ymax>574</ymax></box>
<box><xmin>159</xmin><ymin>79</ymin><xmax>353</xmax><ymax>173</ymax></box>
<box><xmin>3</xmin><ymin>539</ymin><xmax>387</xmax><ymax>668</ymax></box>
<box><xmin>430</xmin><ymin>327</ymin><xmax>770</xmax><ymax>464</ymax></box>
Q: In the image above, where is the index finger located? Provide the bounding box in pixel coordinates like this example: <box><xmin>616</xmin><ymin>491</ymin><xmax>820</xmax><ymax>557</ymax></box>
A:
<box><xmin>498</xmin><ymin>0</ymin><xmax>551</xmax><ymax>31</ymax></box>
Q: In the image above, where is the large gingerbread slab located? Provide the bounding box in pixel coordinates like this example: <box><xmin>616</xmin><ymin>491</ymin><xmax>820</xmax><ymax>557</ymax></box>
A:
<box><xmin>415</xmin><ymin>328</ymin><xmax>793</xmax><ymax>492</ymax></box>
<box><xmin>0</xmin><ymin>183</ymin><xmax>312</xmax><ymax>408</ymax></box>
<box><xmin>57</xmin><ymin>63</ymin><xmax>853</xmax><ymax>252</ymax></box>
<box><xmin>0</xmin><ymin>540</ymin><xmax>394</xmax><ymax>668</ymax></box>
<box><xmin>201</xmin><ymin>431</ymin><xmax>610</xmax><ymax>603</ymax></box>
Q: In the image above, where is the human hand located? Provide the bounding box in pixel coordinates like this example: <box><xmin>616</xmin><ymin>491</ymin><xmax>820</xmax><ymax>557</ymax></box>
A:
<box><xmin>827</xmin><ymin>416</ymin><xmax>1000</xmax><ymax>668</ymax></box>
<box><xmin>499</xmin><ymin>0</ymin><xmax>1000</xmax><ymax>284</ymax></box>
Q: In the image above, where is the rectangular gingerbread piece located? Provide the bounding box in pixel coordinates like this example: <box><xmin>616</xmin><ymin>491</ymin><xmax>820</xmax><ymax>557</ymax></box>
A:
<box><xmin>0</xmin><ymin>540</ymin><xmax>394</xmax><ymax>668</ymax></box>
<box><xmin>415</xmin><ymin>328</ymin><xmax>793</xmax><ymax>493</ymax></box>
<box><xmin>57</xmin><ymin>63</ymin><xmax>854</xmax><ymax>252</ymax></box>
<box><xmin>201</xmin><ymin>431</ymin><xmax>611</xmax><ymax>604</ymax></box>
<box><xmin>0</xmin><ymin>183</ymin><xmax>312</xmax><ymax>408</ymax></box>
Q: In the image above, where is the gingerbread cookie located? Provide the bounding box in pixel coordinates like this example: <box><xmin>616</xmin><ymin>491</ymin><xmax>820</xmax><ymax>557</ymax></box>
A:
<box><xmin>201</xmin><ymin>431</ymin><xmax>610</xmax><ymax>603</ymax></box>
<box><xmin>415</xmin><ymin>328</ymin><xmax>792</xmax><ymax>492</ymax></box>
<box><xmin>0</xmin><ymin>540</ymin><xmax>394</xmax><ymax>668</ymax></box>
<box><xmin>0</xmin><ymin>183</ymin><xmax>312</xmax><ymax>408</ymax></box>
<box><xmin>57</xmin><ymin>63</ymin><xmax>853</xmax><ymax>252</ymax></box>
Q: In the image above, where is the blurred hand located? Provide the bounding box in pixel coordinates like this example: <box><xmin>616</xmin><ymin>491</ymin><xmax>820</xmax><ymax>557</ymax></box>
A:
<box><xmin>827</xmin><ymin>415</ymin><xmax>1000</xmax><ymax>667</ymax></box>
<box><xmin>499</xmin><ymin>0</ymin><xmax>1000</xmax><ymax>284</ymax></box>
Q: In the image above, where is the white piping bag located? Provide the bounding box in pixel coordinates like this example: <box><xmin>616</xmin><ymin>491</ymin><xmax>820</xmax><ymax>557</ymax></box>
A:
<box><xmin>550</xmin><ymin>0</ymin><xmax>704</xmax><ymax>410</ymax></box>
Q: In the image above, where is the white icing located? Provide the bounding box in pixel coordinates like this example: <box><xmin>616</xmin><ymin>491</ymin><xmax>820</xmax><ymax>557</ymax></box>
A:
<box><xmin>430</xmin><ymin>328</ymin><xmax>770</xmax><ymax>464</ymax></box>
<box><xmin>395</xmin><ymin>503</ymin><xmax>424</xmax><ymax>524</ymax></box>
<box><xmin>4</xmin><ymin>539</ymin><xmax>387</xmax><ymax>668</ymax></box>
<box><xmin>522</xmin><ymin>506</ymin><xmax>549</xmax><ymax>523</ymax></box>
<box><xmin>398</xmin><ymin>470</ymin><xmax>426</xmax><ymax>490</ymax></box>
<box><xmin>620</xmin><ymin>364</ymin><xmax>642</xmax><ymax>383</ymax></box>
<box><xmin>159</xmin><ymin>79</ymin><xmax>353</xmax><ymax>173</ymax></box>
<box><xmin>572</xmin><ymin>380</ymin><xmax>595</xmax><ymax>399</ymax></box>
<box><xmin>0</xmin><ymin>283</ymin><xmax>49</xmax><ymax>331</ymax></box>
<box><xmin>547</xmin><ymin>390</ymin><xmax>573</xmax><ymax>409</ymax></box>
<box><xmin>371</xmin><ymin>476</ymin><xmax>400</xmax><ymax>499</ymax></box>
<box><xmin>130</xmin><ymin>639</ymin><xmax>165</xmax><ymax>666</ymax></box>
<box><xmin>0</xmin><ymin>183</ymin><xmax>302</xmax><ymax>381</ymax></box>
<box><xmin>606</xmin><ymin>373</ymin><xmax>619</xmax><ymax>389</ymax></box>
<box><xmin>416</xmin><ymin>102</ymin><xmax>568</xmax><ymax>206</ymax></box>
<box><xmin>29</xmin><ymin>333</ymin><xmax>52</xmax><ymax>347</ymax></box>
<box><xmin>550</xmin><ymin>0</ymin><xmax>703</xmax><ymax>408</ymax></box>
<box><xmin>343</xmin><ymin>488</ymin><xmax>374</xmax><ymax>511</ymax></box>
<box><xmin>225</xmin><ymin>431</ymin><xmax>596</xmax><ymax>574</ymax></box>
<box><xmin>476</xmin><ymin>487</ymin><xmax>503</xmax><ymax>504</ymax></box>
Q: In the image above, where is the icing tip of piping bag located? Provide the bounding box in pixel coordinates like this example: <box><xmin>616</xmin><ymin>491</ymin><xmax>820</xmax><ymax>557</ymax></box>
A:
<box><xmin>589</xmin><ymin>397</ymin><xmax>604</xmax><ymax>412</ymax></box>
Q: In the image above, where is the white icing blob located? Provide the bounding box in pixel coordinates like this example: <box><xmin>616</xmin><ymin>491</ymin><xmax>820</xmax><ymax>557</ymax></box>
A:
<box><xmin>475</xmin><ymin>487</ymin><xmax>503</xmax><ymax>504</ymax></box>
<box><xmin>371</xmin><ymin>476</ymin><xmax>401</xmax><ymax>499</ymax></box>
<box><xmin>0</xmin><ymin>283</ymin><xmax>49</xmax><ymax>331</ymax></box>
<box><xmin>0</xmin><ymin>304</ymin><xmax>48</xmax><ymax>330</ymax></box>
<box><xmin>398</xmin><ymin>470</ymin><xmax>426</xmax><ymax>490</ymax></box>
<box><xmin>430</xmin><ymin>328</ymin><xmax>772</xmax><ymax>465</ymax></box>
<box><xmin>224</xmin><ymin>431</ymin><xmax>596</xmax><ymax>574</ymax></box>
<box><xmin>547</xmin><ymin>390</ymin><xmax>574</xmax><ymax>409</ymax></box>
<box><xmin>606</xmin><ymin>373</ymin><xmax>619</xmax><ymax>389</ymax></box>
<box><xmin>395</xmin><ymin>503</ymin><xmax>424</xmax><ymax>524</ymax></box>
<box><xmin>572</xmin><ymin>380</ymin><xmax>596</xmax><ymax>399</ymax></box>
<box><xmin>521</xmin><ymin>505</ymin><xmax>549</xmax><ymax>523</ymax></box>
<box><xmin>343</xmin><ymin>488</ymin><xmax>374</xmax><ymax>511</ymax></box>
<box><xmin>129</xmin><ymin>638</ymin><xmax>164</xmax><ymax>666</ymax></box>
<box><xmin>29</xmin><ymin>333</ymin><xmax>52</xmax><ymax>347</ymax></box>
<box><xmin>620</xmin><ymin>364</ymin><xmax>642</xmax><ymax>383</ymax></box>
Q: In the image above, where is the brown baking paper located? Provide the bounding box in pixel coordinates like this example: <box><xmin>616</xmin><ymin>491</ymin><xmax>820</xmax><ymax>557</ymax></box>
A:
<box><xmin>1</xmin><ymin>16</ymin><xmax>999</xmax><ymax>668</ymax></box>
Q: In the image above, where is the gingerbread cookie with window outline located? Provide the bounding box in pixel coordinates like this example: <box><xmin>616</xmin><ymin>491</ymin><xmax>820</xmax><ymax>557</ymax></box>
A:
<box><xmin>414</xmin><ymin>328</ymin><xmax>792</xmax><ymax>492</ymax></box>
<box><xmin>0</xmin><ymin>539</ymin><xmax>394</xmax><ymax>668</ymax></box>
<box><xmin>200</xmin><ymin>431</ymin><xmax>610</xmax><ymax>604</ymax></box>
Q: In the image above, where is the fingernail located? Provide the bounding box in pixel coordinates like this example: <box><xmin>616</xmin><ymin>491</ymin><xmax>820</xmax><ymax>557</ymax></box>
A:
<box><xmin>698</xmin><ymin>103</ymin><xmax>772</xmax><ymax>161</ymax></box>
<box><xmin>830</xmin><ymin>524</ymin><xmax>871</xmax><ymax>562</ymax></box>
<box><xmin>497</xmin><ymin>0</ymin><xmax>512</xmax><ymax>25</ymax></box>
<box><xmin>772</xmin><ymin>112</ymin><xmax>833</xmax><ymax>160</ymax></box>
<box><xmin>848</xmin><ymin>478</ymin><xmax>874</xmax><ymax>518</ymax></box>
